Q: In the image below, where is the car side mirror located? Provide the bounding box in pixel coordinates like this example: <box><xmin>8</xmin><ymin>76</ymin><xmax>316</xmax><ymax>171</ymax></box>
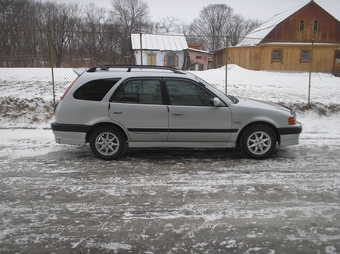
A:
<box><xmin>213</xmin><ymin>97</ymin><xmax>222</xmax><ymax>107</ymax></box>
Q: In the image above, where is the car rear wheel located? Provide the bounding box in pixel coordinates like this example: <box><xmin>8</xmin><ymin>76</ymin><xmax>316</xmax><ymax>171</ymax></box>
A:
<box><xmin>241</xmin><ymin>125</ymin><xmax>277</xmax><ymax>159</ymax></box>
<box><xmin>90</xmin><ymin>126</ymin><xmax>126</xmax><ymax>160</ymax></box>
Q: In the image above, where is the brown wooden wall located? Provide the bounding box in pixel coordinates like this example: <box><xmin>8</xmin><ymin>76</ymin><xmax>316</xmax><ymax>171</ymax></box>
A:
<box><xmin>226</xmin><ymin>44</ymin><xmax>340</xmax><ymax>73</ymax></box>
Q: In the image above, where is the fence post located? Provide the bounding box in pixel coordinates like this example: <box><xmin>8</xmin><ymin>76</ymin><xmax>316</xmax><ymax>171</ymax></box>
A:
<box><xmin>225</xmin><ymin>36</ymin><xmax>228</xmax><ymax>94</ymax></box>
<box><xmin>140</xmin><ymin>33</ymin><xmax>143</xmax><ymax>65</ymax></box>
<box><xmin>48</xmin><ymin>30</ymin><xmax>56</xmax><ymax>106</ymax></box>
<box><xmin>307</xmin><ymin>41</ymin><xmax>314</xmax><ymax>109</ymax></box>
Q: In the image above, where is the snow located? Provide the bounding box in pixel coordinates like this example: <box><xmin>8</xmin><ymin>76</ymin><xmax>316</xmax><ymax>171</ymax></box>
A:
<box><xmin>131</xmin><ymin>33</ymin><xmax>188</xmax><ymax>50</ymax></box>
<box><xmin>192</xmin><ymin>65</ymin><xmax>340</xmax><ymax>106</ymax></box>
<box><xmin>1</xmin><ymin>65</ymin><xmax>340</xmax><ymax>252</ymax></box>
<box><xmin>0</xmin><ymin>65</ymin><xmax>339</xmax><ymax>131</ymax></box>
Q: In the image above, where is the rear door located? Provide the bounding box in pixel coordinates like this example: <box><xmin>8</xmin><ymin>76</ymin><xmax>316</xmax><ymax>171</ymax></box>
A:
<box><xmin>109</xmin><ymin>78</ymin><xmax>168</xmax><ymax>142</ymax></box>
<box><xmin>165</xmin><ymin>79</ymin><xmax>233</xmax><ymax>142</ymax></box>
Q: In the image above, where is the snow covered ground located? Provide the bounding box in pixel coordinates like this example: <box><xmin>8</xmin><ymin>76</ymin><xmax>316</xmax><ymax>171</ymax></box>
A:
<box><xmin>0</xmin><ymin>65</ymin><xmax>339</xmax><ymax>128</ymax></box>
<box><xmin>0</xmin><ymin>66</ymin><xmax>340</xmax><ymax>253</ymax></box>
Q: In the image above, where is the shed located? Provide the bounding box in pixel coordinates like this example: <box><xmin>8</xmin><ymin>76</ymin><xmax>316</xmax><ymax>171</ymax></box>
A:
<box><xmin>131</xmin><ymin>33</ymin><xmax>188</xmax><ymax>69</ymax></box>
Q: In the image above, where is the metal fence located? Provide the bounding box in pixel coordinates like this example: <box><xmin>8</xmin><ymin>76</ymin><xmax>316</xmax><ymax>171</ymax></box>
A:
<box><xmin>1</xmin><ymin>33</ymin><xmax>339</xmax><ymax>111</ymax></box>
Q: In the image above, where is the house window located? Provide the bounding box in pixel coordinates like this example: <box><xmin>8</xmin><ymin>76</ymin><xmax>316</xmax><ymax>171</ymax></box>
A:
<box><xmin>313</xmin><ymin>20</ymin><xmax>319</xmax><ymax>32</ymax></box>
<box><xmin>196</xmin><ymin>55</ymin><xmax>202</xmax><ymax>59</ymax></box>
<box><xmin>299</xmin><ymin>20</ymin><xmax>305</xmax><ymax>31</ymax></box>
<box><xmin>217</xmin><ymin>53</ymin><xmax>223</xmax><ymax>64</ymax></box>
<box><xmin>272</xmin><ymin>49</ymin><xmax>282</xmax><ymax>62</ymax></box>
<box><xmin>147</xmin><ymin>54</ymin><xmax>156</xmax><ymax>65</ymax></box>
<box><xmin>336</xmin><ymin>51</ymin><xmax>340</xmax><ymax>64</ymax></box>
<box><xmin>301</xmin><ymin>50</ymin><xmax>310</xmax><ymax>62</ymax></box>
<box><xmin>164</xmin><ymin>54</ymin><xmax>178</xmax><ymax>67</ymax></box>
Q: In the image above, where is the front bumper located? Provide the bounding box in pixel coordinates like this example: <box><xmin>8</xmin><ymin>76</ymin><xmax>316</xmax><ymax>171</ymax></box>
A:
<box><xmin>278</xmin><ymin>122</ymin><xmax>302</xmax><ymax>147</ymax></box>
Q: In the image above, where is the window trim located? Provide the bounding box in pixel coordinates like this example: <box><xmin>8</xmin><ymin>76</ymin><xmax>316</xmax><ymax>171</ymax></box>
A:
<box><xmin>301</xmin><ymin>50</ymin><xmax>311</xmax><ymax>63</ymax></box>
<box><xmin>299</xmin><ymin>19</ymin><xmax>305</xmax><ymax>32</ymax></box>
<box><xmin>217</xmin><ymin>53</ymin><xmax>223</xmax><ymax>64</ymax></box>
<box><xmin>313</xmin><ymin>19</ymin><xmax>319</xmax><ymax>32</ymax></box>
<box><xmin>164</xmin><ymin>54</ymin><xmax>178</xmax><ymax>68</ymax></box>
<box><xmin>272</xmin><ymin>49</ymin><xmax>282</xmax><ymax>63</ymax></box>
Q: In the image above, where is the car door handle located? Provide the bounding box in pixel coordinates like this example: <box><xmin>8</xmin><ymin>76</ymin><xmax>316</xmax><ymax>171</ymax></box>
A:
<box><xmin>172</xmin><ymin>113</ymin><xmax>183</xmax><ymax>116</ymax></box>
<box><xmin>113</xmin><ymin>111</ymin><xmax>123</xmax><ymax>114</ymax></box>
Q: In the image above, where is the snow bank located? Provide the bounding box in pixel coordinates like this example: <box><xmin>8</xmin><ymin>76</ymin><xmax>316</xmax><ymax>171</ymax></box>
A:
<box><xmin>0</xmin><ymin>65</ymin><xmax>339</xmax><ymax>129</ymax></box>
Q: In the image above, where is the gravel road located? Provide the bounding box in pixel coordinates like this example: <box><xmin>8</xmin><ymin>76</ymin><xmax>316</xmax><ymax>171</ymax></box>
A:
<box><xmin>0</xmin><ymin>129</ymin><xmax>339</xmax><ymax>253</ymax></box>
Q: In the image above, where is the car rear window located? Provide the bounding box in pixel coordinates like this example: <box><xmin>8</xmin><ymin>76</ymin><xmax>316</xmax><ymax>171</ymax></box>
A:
<box><xmin>73</xmin><ymin>79</ymin><xmax>120</xmax><ymax>101</ymax></box>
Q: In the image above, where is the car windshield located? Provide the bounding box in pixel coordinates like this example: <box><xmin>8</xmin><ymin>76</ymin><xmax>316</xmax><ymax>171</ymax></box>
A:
<box><xmin>187</xmin><ymin>72</ymin><xmax>235</xmax><ymax>104</ymax></box>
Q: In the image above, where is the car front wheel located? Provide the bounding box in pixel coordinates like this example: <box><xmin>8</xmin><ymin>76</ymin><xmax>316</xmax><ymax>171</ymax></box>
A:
<box><xmin>241</xmin><ymin>125</ymin><xmax>277</xmax><ymax>159</ymax></box>
<box><xmin>90</xmin><ymin>126</ymin><xmax>126</xmax><ymax>160</ymax></box>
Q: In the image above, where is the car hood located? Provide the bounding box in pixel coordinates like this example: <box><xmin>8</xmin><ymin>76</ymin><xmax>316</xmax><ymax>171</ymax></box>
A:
<box><xmin>235</xmin><ymin>97</ymin><xmax>293</xmax><ymax>113</ymax></box>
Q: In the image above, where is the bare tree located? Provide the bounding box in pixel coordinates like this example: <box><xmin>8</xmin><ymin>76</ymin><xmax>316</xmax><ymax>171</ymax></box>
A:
<box><xmin>190</xmin><ymin>4</ymin><xmax>263</xmax><ymax>50</ymax></box>
<box><xmin>243</xmin><ymin>18</ymin><xmax>262</xmax><ymax>36</ymax></box>
<box><xmin>76</xmin><ymin>3</ymin><xmax>109</xmax><ymax>65</ymax></box>
<box><xmin>155</xmin><ymin>16</ymin><xmax>180</xmax><ymax>34</ymax></box>
<box><xmin>40</xmin><ymin>1</ymin><xmax>81</xmax><ymax>67</ymax></box>
<box><xmin>0</xmin><ymin>0</ymin><xmax>41</xmax><ymax>67</ymax></box>
<box><xmin>110</xmin><ymin>0</ymin><xmax>150</xmax><ymax>62</ymax></box>
<box><xmin>228</xmin><ymin>14</ymin><xmax>245</xmax><ymax>46</ymax></box>
<box><xmin>0</xmin><ymin>0</ymin><xmax>262</xmax><ymax>67</ymax></box>
<box><xmin>190</xmin><ymin>4</ymin><xmax>234</xmax><ymax>51</ymax></box>
<box><xmin>176</xmin><ymin>22</ymin><xmax>191</xmax><ymax>35</ymax></box>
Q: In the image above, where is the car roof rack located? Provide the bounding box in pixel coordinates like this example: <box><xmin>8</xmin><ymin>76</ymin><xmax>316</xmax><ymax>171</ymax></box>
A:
<box><xmin>86</xmin><ymin>65</ymin><xmax>185</xmax><ymax>74</ymax></box>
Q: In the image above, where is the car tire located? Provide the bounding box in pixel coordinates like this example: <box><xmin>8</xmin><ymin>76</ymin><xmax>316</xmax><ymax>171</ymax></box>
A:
<box><xmin>240</xmin><ymin>125</ymin><xmax>277</xmax><ymax>159</ymax></box>
<box><xmin>90</xmin><ymin>126</ymin><xmax>126</xmax><ymax>160</ymax></box>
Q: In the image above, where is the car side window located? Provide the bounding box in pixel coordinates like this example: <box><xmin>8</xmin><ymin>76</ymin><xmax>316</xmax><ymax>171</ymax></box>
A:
<box><xmin>73</xmin><ymin>79</ymin><xmax>119</xmax><ymax>101</ymax></box>
<box><xmin>112</xmin><ymin>79</ymin><xmax>162</xmax><ymax>104</ymax></box>
<box><xmin>166</xmin><ymin>80</ymin><xmax>214</xmax><ymax>106</ymax></box>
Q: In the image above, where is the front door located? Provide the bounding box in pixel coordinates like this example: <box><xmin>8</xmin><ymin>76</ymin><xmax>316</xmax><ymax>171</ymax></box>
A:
<box><xmin>165</xmin><ymin>79</ymin><xmax>232</xmax><ymax>142</ymax></box>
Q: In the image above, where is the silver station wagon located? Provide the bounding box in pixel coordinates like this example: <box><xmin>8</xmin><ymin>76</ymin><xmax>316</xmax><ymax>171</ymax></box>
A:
<box><xmin>51</xmin><ymin>65</ymin><xmax>302</xmax><ymax>160</ymax></box>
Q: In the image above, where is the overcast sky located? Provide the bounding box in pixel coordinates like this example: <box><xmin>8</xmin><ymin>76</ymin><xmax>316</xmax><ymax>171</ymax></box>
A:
<box><xmin>51</xmin><ymin>0</ymin><xmax>340</xmax><ymax>23</ymax></box>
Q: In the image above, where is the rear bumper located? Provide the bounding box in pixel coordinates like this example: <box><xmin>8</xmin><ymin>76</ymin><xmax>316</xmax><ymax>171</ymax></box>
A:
<box><xmin>51</xmin><ymin>122</ymin><xmax>88</xmax><ymax>145</ymax></box>
<box><xmin>51</xmin><ymin>122</ymin><xmax>90</xmax><ymax>132</ymax></box>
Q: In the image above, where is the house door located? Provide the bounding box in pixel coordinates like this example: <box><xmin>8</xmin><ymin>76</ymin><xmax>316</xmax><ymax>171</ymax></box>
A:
<box><xmin>147</xmin><ymin>54</ymin><xmax>156</xmax><ymax>65</ymax></box>
<box><xmin>334</xmin><ymin>50</ymin><xmax>340</xmax><ymax>77</ymax></box>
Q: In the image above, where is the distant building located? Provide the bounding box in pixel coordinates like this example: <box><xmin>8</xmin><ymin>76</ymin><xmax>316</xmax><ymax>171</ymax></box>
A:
<box><xmin>186</xmin><ymin>44</ymin><xmax>210</xmax><ymax>71</ymax></box>
<box><xmin>213</xmin><ymin>0</ymin><xmax>340</xmax><ymax>76</ymax></box>
<box><xmin>131</xmin><ymin>33</ymin><xmax>188</xmax><ymax>69</ymax></box>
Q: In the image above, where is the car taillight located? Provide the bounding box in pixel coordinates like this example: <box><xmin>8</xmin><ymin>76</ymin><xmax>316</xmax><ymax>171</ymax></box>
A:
<box><xmin>288</xmin><ymin>117</ymin><xmax>296</xmax><ymax>125</ymax></box>
<box><xmin>60</xmin><ymin>77</ymin><xmax>79</xmax><ymax>100</ymax></box>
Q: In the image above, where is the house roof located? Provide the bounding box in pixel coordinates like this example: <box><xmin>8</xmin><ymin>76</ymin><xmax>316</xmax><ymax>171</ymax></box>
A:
<box><xmin>131</xmin><ymin>33</ymin><xmax>188</xmax><ymax>51</ymax></box>
<box><xmin>188</xmin><ymin>48</ymin><xmax>210</xmax><ymax>54</ymax></box>
<box><xmin>237</xmin><ymin>1</ymin><xmax>310</xmax><ymax>46</ymax></box>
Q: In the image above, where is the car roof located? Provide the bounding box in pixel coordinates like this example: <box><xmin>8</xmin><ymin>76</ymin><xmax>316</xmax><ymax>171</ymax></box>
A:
<box><xmin>73</xmin><ymin>65</ymin><xmax>192</xmax><ymax>81</ymax></box>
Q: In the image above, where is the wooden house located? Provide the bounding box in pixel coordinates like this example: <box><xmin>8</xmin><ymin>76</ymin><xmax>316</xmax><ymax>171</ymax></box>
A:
<box><xmin>213</xmin><ymin>0</ymin><xmax>340</xmax><ymax>76</ymax></box>
<box><xmin>131</xmin><ymin>33</ymin><xmax>188</xmax><ymax>69</ymax></box>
